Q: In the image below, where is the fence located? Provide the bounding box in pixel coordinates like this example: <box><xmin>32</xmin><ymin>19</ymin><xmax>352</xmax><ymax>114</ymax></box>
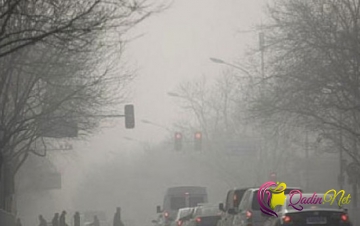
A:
<box><xmin>0</xmin><ymin>209</ymin><xmax>15</xmax><ymax>226</ymax></box>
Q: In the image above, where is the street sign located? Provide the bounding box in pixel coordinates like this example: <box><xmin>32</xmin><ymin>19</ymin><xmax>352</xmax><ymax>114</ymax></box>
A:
<box><xmin>225</xmin><ymin>139</ymin><xmax>257</xmax><ymax>155</ymax></box>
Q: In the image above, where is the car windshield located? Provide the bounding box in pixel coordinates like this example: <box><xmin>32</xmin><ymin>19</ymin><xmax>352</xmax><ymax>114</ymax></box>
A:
<box><xmin>286</xmin><ymin>194</ymin><xmax>343</xmax><ymax>210</ymax></box>
<box><xmin>196</xmin><ymin>206</ymin><xmax>219</xmax><ymax>216</ymax></box>
<box><xmin>234</xmin><ymin>189</ymin><xmax>247</xmax><ymax>208</ymax></box>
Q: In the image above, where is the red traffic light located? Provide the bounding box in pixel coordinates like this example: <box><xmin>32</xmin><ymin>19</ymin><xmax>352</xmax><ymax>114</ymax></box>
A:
<box><xmin>174</xmin><ymin>132</ymin><xmax>183</xmax><ymax>151</ymax></box>
<box><xmin>175</xmin><ymin>132</ymin><xmax>182</xmax><ymax>139</ymax></box>
<box><xmin>195</xmin><ymin>132</ymin><xmax>202</xmax><ymax>139</ymax></box>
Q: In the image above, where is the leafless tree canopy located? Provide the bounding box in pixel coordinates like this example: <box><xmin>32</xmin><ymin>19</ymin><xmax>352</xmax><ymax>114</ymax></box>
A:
<box><xmin>247</xmin><ymin>0</ymin><xmax>360</xmax><ymax>173</ymax></box>
<box><xmin>0</xmin><ymin>0</ymin><xmax>167</xmax><ymax>211</ymax></box>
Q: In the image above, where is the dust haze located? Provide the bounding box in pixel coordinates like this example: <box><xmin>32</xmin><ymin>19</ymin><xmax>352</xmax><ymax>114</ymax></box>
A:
<box><xmin>5</xmin><ymin>0</ymin><xmax>353</xmax><ymax>226</ymax></box>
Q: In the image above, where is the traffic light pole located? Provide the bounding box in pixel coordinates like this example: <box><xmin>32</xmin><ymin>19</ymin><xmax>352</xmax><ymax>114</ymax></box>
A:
<box><xmin>90</xmin><ymin>114</ymin><xmax>125</xmax><ymax>118</ymax></box>
<box><xmin>85</xmin><ymin>104</ymin><xmax>135</xmax><ymax>129</ymax></box>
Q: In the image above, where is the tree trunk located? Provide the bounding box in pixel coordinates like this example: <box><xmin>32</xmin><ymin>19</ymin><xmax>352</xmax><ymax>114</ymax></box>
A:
<box><xmin>1</xmin><ymin>162</ymin><xmax>15</xmax><ymax>212</ymax></box>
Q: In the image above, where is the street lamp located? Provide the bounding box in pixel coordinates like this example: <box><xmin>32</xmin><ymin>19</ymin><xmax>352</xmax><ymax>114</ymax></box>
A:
<box><xmin>209</xmin><ymin>57</ymin><xmax>252</xmax><ymax>77</ymax></box>
<box><xmin>167</xmin><ymin>92</ymin><xmax>183</xmax><ymax>98</ymax></box>
<box><xmin>209</xmin><ymin>57</ymin><xmax>225</xmax><ymax>64</ymax></box>
<box><xmin>141</xmin><ymin>119</ymin><xmax>152</xmax><ymax>124</ymax></box>
<box><xmin>141</xmin><ymin>119</ymin><xmax>172</xmax><ymax>133</ymax></box>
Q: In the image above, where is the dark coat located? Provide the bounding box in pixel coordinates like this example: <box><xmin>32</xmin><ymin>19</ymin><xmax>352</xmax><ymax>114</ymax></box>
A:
<box><xmin>113</xmin><ymin>212</ymin><xmax>124</xmax><ymax>226</ymax></box>
<box><xmin>52</xmin><ymin>214</ymin><xmax>59</xmax><ymax>226</ymax></box>
<box><xmin>74</xmin><ymin>213</ymin><xmax>80</xmax><ymax>226</ymax></box>
<box><xmin>59</xmin><ymin>212</ymin><xmax>67</xmax><ymax>226</ymax></box>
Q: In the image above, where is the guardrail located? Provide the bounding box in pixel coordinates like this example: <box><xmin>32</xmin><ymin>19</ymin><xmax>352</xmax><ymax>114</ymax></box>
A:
<box><xmin>0</xmin><ymin>209</ymin><xmax>15</xmax><ymax>226</ymax></box>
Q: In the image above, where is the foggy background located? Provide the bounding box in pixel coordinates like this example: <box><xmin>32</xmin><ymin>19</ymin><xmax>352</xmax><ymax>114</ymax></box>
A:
<box><xmin>12</xmin><ymin>0</ymin><xmax>342</xmax><ymax>226</ymax></box>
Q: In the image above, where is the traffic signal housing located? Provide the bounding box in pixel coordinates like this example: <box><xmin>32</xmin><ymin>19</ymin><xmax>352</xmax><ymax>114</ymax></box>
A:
<box><xmin>194</xmin><ymin>132</ymin><xmax>202</xmax><ymax>151</ymax></box>
<box><xmin>124</xmin><ymin>104</ymin><xmax>135</xmax><ymax>129</ymax></box>
<box><xmin>174</xmin><ymin>132</ymin><xmax>183</xmax><ymax>151</ymax></box>
<box><xmin>270</xmin><ymin>172</ymin><xmax>277</xmax><ymax>182</ymax></box>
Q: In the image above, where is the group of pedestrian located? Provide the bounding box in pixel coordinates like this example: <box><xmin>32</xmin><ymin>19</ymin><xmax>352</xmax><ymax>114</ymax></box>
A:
<box><xmin>36</xmin><ymin>207</ymin><xmax>124</xmax><ymax>226</ymax></box>
<box><xmin>38</xmin><ymin>210</ymin><xmax>68</xmax><ymax>226</ymax></box>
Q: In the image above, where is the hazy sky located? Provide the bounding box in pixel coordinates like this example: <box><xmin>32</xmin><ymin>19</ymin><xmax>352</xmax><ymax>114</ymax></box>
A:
<box><xmin>116</xmin><ymin>0</ymin><xmax>268</xmax><ymax>146</ymax></box>
<box><xmin>17</xmin><ymin>2</ymin><xmax>342</xmax><ymax>226</ymax></box>
<box><xmin>59</xmin><ymin>0</ymin><xmax>269</xmax><ymax>202</ymax></box>
<box><xmin>25</xmin><ymin>0</ymin><xmax>269</xmax><ymax>219</ymax></box>
<box><xmin>53</xmin><ymin>0</ymin><xmax>268</xmax><ymax>214</ymax></box>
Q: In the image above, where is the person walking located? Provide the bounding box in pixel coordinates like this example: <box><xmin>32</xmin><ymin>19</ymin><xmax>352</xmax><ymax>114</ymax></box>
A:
<box><xmin>39</xmin><ymin>215</ymin><xmax>47</xmax><ymax>226</ymax></box>
<box><xmin>113</xmin><ymin>207</ymin><xmax>124</xmax><ymax>226</ymax></box>
<box><xmin>59</xmin><ymin>210</ymin><xmax>68</xmax><ymax>226</ymax></box>
<box><xmin>74</xmin><ymin>212</ymin><xmax>80</xmax><ymax>226</ymax></box>
<box><xmin>92</xmin><ymin>215</ymin><xmax>100</xmax><ymax>226</ymax></box>
<box><xmin>52</xmin><ymin>213</ymin><xmax>59</xmax><ymax>226</ymax></box>
<box><xmin>16</xmin><ymin>218</ymin><xmax>22</xmax><ymax>226</ymax></box>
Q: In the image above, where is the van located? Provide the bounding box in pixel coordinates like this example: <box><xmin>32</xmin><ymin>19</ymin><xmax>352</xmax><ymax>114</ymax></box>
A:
<box><xmin>218</xmin><ymin>187</ymin><xmax>250</xmax><ymax>226</ymax></box>
<box><xmin>156</xmin><ymin>186</ymin><xmax>208</xmax><ymax>226</ymax></box>
<box><xmin>234</xmin><ymin>187</ymin><xmax>303</xmax><ymax>226</ymax></box>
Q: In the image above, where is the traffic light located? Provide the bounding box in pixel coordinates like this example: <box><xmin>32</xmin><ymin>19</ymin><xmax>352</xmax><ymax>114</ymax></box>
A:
<box><xmin>270</xmin><ymin>172</ymin><xmax>277</xmax><ymax>182</ymax></box>
<box><xmin>124</xmin><ymin>104</ymin><xmax>135</xmax><ymax>129</ymax></box>
<box><xmin>194</xmin><ymin>131</ymin><xmax>202</xmax><ymax>151</ymax></box>
<box><xmin>174</xmin><ymin>132</ymin><xmax>182</xmax><ymax>151</ymax></box>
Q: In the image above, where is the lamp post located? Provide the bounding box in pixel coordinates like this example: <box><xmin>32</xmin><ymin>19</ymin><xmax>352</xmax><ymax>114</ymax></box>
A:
<box><xmin>141</xmin><ymin>119</ymin><xmax>172</xmax><ymax>133</ymax></box>
<box><xmin>167</xmin><ymin>92</ymin><xmax>184</xmax><ymax>98</ymax></box>
<box><xmin>209</xmin><ymin>57</ymin><xmax>253</xmax><ymax>77</ymax></box>
<box><xmin>0</xmin><ymin>125</ymin><xmax>4</xmax><ymax>175</ymax></box>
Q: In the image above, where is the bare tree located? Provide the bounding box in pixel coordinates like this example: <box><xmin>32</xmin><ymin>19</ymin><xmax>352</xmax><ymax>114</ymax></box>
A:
<box><xmin>245</xmin><ymin>0</ymin><xmax>360</xmax><ymax>189</ymax></box>
<box><xmin>0</xmin><ymin>0</ymin><xmax>167</xmax><ymax>212</ymax></box>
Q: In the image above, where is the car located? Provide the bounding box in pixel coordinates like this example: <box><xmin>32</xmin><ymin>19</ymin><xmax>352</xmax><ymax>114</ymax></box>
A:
<box><xmin>263</xmin><ymin>193</ymin><xmax>351</xmax><ymax>226</ymax></box>
<box><xmin>187</xmin><ymin>205</ymin><xmax>221</xmax><ymax>226</ymax></box>
<box><xmin>171</xmin><ymin>207</ymin><xmax>195</xmax><ymax>226</ymax></box>
<box><xmin>218</xmin><ymin>188</ymin><xmax>251</xmax><ymax>226</ymax></box>
<box><xmin>233</xmin><ymin>187</ymin><xmax>303</xmax><ymax>226</ymax></box>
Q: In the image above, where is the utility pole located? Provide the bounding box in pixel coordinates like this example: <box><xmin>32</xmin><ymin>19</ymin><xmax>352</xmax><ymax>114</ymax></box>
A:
<box><xmin>352</xmin><ymin>137</ymin><xmax>358</xmax><ymax>209</ymax></box>
<box><xmin>259</xmin><ymin>31</ymin><xmax>265</xmax><ymax>79</ymax></box>
<box><xmin>305</xmin><ymin>130</ymin><xmax>309</xmax><ymax>191</ymax></box>
<box><xmin>339</xmin><ymin>124</ymin><xmax>344</xmax><ymax>190</ymax></box>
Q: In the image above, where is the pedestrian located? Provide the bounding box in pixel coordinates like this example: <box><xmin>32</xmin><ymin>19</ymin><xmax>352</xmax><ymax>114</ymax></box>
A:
<box><xmin>39</xmin><ymin>215</ymin><xmax>47</xmax><ymax>226</ymax></box>
<box><xmin>74</xmin><ymin>212</ymin><xmax>80</xmax><ymax>226</ymax></box>
<box><xmin>93</xmin><ymin>215</ymin><xmax>100</xmax><ymax>226</ymax></box>
<box><xmin>52</xmin><ymin>213</ymin><xmax>59</xmax><ymax>226</ymax></box>
<box><xmin>59</xmin><ymin>210</ymin><xmax>68</xmax><ymax>226</ymax></box>
<box><xmin>113</xmin><ymin>207</ymin><xmax>124</xmax><ymax>226</ymax></box>
<box><xmin>16</xmin><ymin>218</ymin><xmax>22</xmax><ymax>226</ymax></box>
